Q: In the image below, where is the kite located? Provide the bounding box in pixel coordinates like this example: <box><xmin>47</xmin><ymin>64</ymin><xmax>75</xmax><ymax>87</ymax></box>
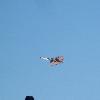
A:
<box><xmin>40</xmin><ymin>56</ymin><xmax>64</xmax><ymax>65</ymax></box>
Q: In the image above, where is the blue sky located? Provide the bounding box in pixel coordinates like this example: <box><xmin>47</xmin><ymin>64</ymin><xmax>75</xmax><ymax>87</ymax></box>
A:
<box><xmin>0</xmin><ymin>0</ymin><xmax>100</xmax><ymax>100</ymax></box>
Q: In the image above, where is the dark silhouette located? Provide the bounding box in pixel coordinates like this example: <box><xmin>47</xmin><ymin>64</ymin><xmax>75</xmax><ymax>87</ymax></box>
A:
<box><xmin>25</xmin><ymin>96</ymin><xmax>34</xmax><ymax>100</ymax></box>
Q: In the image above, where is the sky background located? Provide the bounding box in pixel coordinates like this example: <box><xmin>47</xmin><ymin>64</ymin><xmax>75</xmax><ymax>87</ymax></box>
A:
<box><xmin>0</xmin><ymin>0</ymin><xmax>100</xmax><ymax>100</ymax></box>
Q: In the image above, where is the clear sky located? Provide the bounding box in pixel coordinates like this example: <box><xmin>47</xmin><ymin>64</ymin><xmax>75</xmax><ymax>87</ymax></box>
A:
<box><xmin>0</xmin><ymin>0</ymin><xmax>100</xmax><ymax>100</ymax></box>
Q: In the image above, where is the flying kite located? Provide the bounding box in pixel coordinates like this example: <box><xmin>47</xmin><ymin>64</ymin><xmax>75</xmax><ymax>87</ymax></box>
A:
<box><xmin>40</xmin><ymin>56</ymin><xmax>64</xmax><ymax>65</ymax></box>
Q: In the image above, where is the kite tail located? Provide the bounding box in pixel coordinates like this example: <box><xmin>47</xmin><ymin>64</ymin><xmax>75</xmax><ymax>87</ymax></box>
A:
<box><xmin>40</xmin><ymin>57</ymin><xmax>50</xmax><ymax>61</ymax></box>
